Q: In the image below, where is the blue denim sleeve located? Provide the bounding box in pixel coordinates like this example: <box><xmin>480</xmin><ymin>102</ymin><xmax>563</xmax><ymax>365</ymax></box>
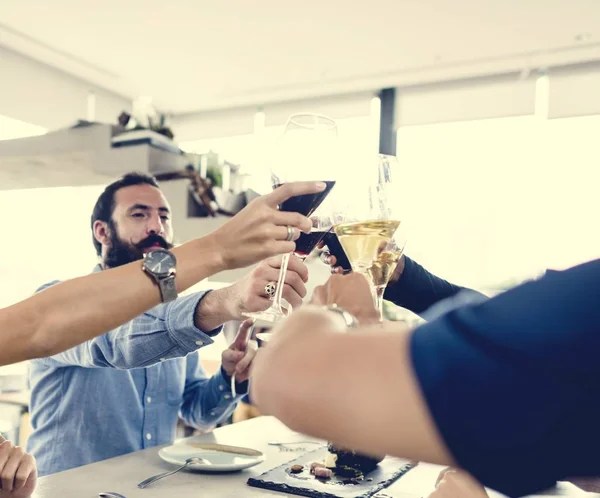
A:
<box><xmin>179</xmin><ymin>353</ymin><xmax>247</xmax><ymax>431</ymax></box>
<box><xmin>35</xmin><ymin>281</ymin><xmax>221</xmax><ymax>369</ymax></box>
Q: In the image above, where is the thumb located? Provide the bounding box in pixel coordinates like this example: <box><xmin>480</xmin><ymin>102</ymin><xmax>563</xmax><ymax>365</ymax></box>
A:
<box><xmin>222</xmin><ymin>350</ymin><xmax>245</xmax><ymax>363</ymax></box>
<box><xmin>231</xmin><ymin>319</ymin><xmax>254</xmax><ymax>350</ymax></box>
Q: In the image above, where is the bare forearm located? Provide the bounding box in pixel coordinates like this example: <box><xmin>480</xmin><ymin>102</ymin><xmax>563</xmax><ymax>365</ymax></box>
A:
<box><xmin>252</xmin><ymin>309</ymin><xmax>453</xmax><ymax>465</ymax></box>
<box><xmin>194</xmin><ymin>285</ymin><xmax>238</xmax><ymax>332</ymax></box>
<box><xmin>0</xmin><ymin>237</ymin><xmax>224</xmax><ymax>366</ymax></box>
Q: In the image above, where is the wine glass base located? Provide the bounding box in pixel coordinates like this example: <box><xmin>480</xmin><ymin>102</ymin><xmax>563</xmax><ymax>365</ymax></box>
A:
<box><xmin>243</xmin><ymin>309</ymin><xmax>287</xmax><ymax>329</ymax></box>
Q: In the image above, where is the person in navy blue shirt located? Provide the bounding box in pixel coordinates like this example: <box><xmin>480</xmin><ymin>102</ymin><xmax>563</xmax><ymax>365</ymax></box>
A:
<box><xmin>252</xmin><ymin>258</ymin><xmax>600</xmax><ymax>497</ymax></box>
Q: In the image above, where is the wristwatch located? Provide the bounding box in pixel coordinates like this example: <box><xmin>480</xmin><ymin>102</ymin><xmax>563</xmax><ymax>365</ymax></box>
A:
<box><xmin>323</xmin><ymin>304</ymin><xmax>358</xmax><ymax>329</ymax></box>
<box><xmin>142</xmin><ymin>248</ymin><xmax>178</xmax><ymax>303</ymax></box>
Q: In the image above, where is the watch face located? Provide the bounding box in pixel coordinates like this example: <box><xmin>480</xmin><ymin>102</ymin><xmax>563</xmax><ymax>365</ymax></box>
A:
<box><xmin>145</xmin><ymin>249</ymin><xmax>176</xmax><ymax>276</ymax></box>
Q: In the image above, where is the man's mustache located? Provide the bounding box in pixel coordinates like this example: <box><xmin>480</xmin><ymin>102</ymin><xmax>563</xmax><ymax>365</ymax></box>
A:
<box><xmin>134</xmin><ymin>234</ymin><xmax>170</xmax><ymax>251</ymax></box>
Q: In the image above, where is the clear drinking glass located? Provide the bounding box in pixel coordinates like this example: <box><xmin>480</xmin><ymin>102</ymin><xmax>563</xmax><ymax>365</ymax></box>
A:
<box><xmin>245</xmin><ymin>113</ymin><xmax>339</xmax><ymax>326</ymax></box>
<box><xmin>331</xmin><ymin>154</ymin><xmax>406</xmax><ymax>320</ymax></box>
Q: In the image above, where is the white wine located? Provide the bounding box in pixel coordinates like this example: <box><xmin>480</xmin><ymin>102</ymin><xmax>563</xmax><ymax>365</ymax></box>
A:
<box><xmin>333</xmin><ymin>220</ymin><xmax>401</xmax><ymax>274</ymax></box>
<box><xmin>368</xmin><ymin>249</ymin><xmax>403</xmax><ymax>287</ymax></box>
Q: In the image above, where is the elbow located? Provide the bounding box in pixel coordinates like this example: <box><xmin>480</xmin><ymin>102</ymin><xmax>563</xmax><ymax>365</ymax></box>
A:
<box><xmin>29</xmin><ymin>324</ymin><xmax>63</xmax><ymax>359</ymax></box>
<box><xmin>28</xmin><ymin>311</ymin><xmax>72</xmax><ymax>359</ymax></box>
<box><xmin>0</xmin><ymin>306</ymin><xmax>62</xmax><ymax>363</ymax></box>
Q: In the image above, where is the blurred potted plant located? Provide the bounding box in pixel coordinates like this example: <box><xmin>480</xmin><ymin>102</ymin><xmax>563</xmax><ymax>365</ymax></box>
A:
<box><xmin>117</xmin><ymin>111</ymin><xmax>174</xmax><ymax>140</ymax></box>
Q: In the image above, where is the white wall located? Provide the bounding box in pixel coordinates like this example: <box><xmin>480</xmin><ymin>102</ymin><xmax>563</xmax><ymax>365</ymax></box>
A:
<box><xmin>0</xmin><ymin>46</ymin><xmax>131</xmax><ymax>130</ymax></box>
<box><xmin>396</xmin><ymin>114</ymin><xmax>600</xmax><ymax>290</ymax></box>
<box><xmin>0</xmin><ymin>185</ymin><xmax>104</xmax><ymax>308</ymax></box>
<box><xmin>159</xmin><ymin>179</ymin><xmax>252</xmax><ymax>283</ymax></box>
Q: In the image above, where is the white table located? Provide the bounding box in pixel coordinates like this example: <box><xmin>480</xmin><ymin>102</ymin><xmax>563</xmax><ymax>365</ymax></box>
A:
<box><xmin>33</xmin><ymin>416</ymin><xmax>596</xmax><ymax>498</ymax></box>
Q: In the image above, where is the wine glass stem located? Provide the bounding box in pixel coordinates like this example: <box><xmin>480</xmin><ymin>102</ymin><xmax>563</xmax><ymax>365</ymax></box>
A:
<box><xmin>373</xmin><ymin>285</ymin><xmax>385</xmax><ymax>321</ymax></box>
<box><xmin>272</xmin><ymin>253</ymin><xmax>291</xmax><ymax>314</ymax></box>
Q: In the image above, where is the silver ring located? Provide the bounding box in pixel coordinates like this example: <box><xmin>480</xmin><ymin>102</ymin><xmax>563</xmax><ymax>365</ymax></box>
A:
<box><xmin>264</xmin><ymin>282</ymin><xmax>277</xmax><ymax>299</ymax></box>
<box><xmin>285</xmin><ymin>225</ymin><xmax>294</xmax><ymax>242</ymax></box>
<box><xmin>320</xmin><ymin>250</ymin><xmax>331</xmax><ymax>264</ymax></box>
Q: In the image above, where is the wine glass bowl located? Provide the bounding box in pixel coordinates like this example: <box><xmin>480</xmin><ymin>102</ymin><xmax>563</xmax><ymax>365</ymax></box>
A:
<box><xmin>293</xmin><ymin>214</ymin><xmax>333</xmax><ymax>262</ymax></box>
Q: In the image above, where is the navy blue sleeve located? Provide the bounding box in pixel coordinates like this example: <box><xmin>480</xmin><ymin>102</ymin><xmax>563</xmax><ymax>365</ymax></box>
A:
<box><xmin>409</xmin><ymin>259</ymin><xmax>600</xmax><ymax>497</ymax></box>
<box><xmin>384</xmin><ymin>256</ymin><xmax>481</xmax><ymax>315</ymax></box>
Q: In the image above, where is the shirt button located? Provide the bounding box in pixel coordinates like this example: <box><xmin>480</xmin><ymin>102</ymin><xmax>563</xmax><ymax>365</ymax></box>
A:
<box><xmin>224</xmin><ymin>394</ymin><xmax>231</xmax><ymax>400</ymax></box>
<box><xmin>146</xmin><ymin>397</ymin><xmax>152</xmax><ymax>404</ymax></box>
<box><xmin>218</xmin><ymin>385</ymin><xmax>224</xmax><ymax>391</ymax></box>
<box><xmin>160</xmin><ymin>358</ymin><xmax>166</xmax><ymax>362</ymax></box>
<box><xmin>210</xmin><ymin>411</ymin><xmax>216</xmax><ymax>416</ymax></box>
<box><xmin>146</xmin><ymin>433</ymin><xmax>152</xmax><ymax>441</ymax></box>
<box><xmin>195</xmin><ymin>340</ymin><xmax>203</xmax><ymax>346</ymax></box>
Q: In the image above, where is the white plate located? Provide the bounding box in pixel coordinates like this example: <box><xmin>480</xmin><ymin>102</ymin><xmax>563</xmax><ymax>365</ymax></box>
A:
<box><xmin>159</xmin><ymin>441</ymin><xmax>265</xmax><ymax>473</ymax></box>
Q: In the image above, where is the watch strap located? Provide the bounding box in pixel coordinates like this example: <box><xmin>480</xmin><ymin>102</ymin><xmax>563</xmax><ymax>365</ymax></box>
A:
<box><xmin>323</xmin><ymin>304</ymin><xmax>358</xmax><ymax>328</ymax></box>
<box><xmin>157</xmin><ymin>274</ymin><xmax>178</xmax><ymax>303</ymax></box>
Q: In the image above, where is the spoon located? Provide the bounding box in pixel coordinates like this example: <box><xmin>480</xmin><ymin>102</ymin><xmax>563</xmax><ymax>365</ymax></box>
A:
<box><xmin>137</xmin><ymin>456</ymin><xmax>210</xmax><ymax>489</ymax></box>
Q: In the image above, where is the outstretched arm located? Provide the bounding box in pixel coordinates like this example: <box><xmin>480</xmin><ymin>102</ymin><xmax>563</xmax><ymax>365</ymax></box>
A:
<box><xmin>252</xmin><ymin>261</ymin><xmax>600</xmax><ymax>497</ymax></box>
<box><xmin>0</xmin><ymin>181</ymin><xmax>324</xmax><ymax>366</ymax></box>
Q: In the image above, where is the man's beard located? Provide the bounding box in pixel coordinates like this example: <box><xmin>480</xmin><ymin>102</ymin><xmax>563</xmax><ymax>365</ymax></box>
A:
<box><xmin>104</xmin><ymin>222</ymin><xmax>173</xmax><ymax>268</ymax></box>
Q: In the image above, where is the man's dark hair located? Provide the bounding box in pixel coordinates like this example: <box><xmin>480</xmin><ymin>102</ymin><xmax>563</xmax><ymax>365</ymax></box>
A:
<box><xmin>91</xmin><ymin>172</ymin><xmax>160</xmax><ymax>256</ymax></box>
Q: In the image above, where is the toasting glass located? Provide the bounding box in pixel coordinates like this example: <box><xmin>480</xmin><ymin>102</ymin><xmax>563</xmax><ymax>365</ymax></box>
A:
<box><xmin>244</xmin><ymin>114</ymin><xmax>339</xmax><ymax>326</ymax></box>
<box><xmin>331</xmin><ymin>154</ymin><xmax>406</xmax><ymax>320</ymax></box>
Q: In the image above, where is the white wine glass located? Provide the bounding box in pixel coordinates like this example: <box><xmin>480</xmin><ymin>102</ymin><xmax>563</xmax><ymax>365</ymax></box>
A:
<box><xmin>332</xmin><ymin>154</ymin><xmax>405</xmax><ymax>320</ymax></box>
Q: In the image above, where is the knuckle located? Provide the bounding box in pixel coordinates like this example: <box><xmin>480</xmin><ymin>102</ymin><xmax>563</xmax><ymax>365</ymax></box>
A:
<box><xmin>299</xmin><ymin>265</ymin><xmax>310</xmax><ymax>279</ymax></box>
<box><xmin>286</xmin><ymin>212</ymin><xmax>303</xmax><ymax>227</ymax></box>
<box><xmin>266</xmin><ymin>254</ymin><xmax>280</xmax><ymax>266</ymax></box>
<box><xmin>286</xmin><ymin>271</ymin><xmax>301</xmax><ymax>286</ymax></box>
<box><xmin>253</xmin><ymin>265</ymin><xmax>267</xmax><ymax>279</ymax></box>
<box><xmin>298</xmin><ymin>213</ymin><xmax>310</xmax><ymax>226</ymax></box>
<box><xmin>250</xmin><ymin>281</ymin><xmax>263</xmax><ymax>296</ymax></box>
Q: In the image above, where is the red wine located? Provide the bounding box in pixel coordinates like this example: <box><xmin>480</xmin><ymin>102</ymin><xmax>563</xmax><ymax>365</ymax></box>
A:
<box><xmin>294</xmin><ymin>230</ymin><xmax>330</xmax><ymax>260</ymax></box>
<box><xmin>323</xmin><ymin>231</ymin><xmax>351</xmax><ymax>271</ymax></box>
<box><xmin>274</xmin><ymin>181</ymin><xmax>335</xmax><ymax>217</ymax></box>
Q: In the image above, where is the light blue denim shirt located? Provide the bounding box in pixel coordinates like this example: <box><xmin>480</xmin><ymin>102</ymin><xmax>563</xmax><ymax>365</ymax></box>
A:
<box><xmin>27</xmin><ymin>267</ymin><xmax>245</xmax><ymax>476</ymax></box>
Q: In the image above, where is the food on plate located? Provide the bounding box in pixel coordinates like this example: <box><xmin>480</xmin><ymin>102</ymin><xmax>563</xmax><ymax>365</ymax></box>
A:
<box><xmin>312</xmin><ymin>466</ymin><xmax>333</xmax><ymax>479</ymax></box>
<box><xmin>290</xmin><ymin>464</ymin><xmax>304</xmax><ymax>474</ymax></box>
<box><xmin>326</xmin><ymin>442</ymin><xmax>385</xmax><ymax>474</ymax></box>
